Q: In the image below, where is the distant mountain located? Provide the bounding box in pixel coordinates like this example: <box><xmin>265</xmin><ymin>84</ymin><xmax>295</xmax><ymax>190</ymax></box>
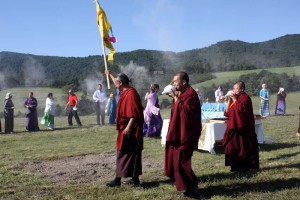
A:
<box><xmin>1</xmin><ymin>34</ymin><xmax>300</xmax><ymax>89</ymax></box>
<box><xmin>181</xmin><ymin>34</ymin><xmax>300</xmax><ymax>72</ymax></box>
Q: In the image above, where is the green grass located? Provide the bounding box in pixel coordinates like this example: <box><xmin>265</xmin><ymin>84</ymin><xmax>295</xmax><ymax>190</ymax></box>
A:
<box><xmin>193</xmin><ymin>66</ymin><xmax>300</xmax><ymax>88</ymax></box>
<box><xmin>0</xmin><ymin>68</ymin><xmax>300</xmax><ymax>199</ymax></box>
<box><xmin>0</xmin><ymin>92</ymin><xmax>300</xmax><ymax>199</ymax></box>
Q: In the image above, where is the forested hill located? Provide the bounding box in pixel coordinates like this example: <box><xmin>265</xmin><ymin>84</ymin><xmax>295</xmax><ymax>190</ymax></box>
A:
<box><xmin>0</xmin><ymin>34</ymin><xmax>300</xmax><ymax>88</ymax></box>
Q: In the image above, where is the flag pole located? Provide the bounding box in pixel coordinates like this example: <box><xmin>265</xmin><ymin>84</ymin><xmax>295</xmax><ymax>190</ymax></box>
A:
<box><xmin>101</xmin><ymin>37</ymin><xmax>111</xmax><ymax>89</ymax></box>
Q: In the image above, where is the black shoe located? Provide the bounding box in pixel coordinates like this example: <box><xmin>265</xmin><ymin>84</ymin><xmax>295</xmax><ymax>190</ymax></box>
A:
<box><xmin>178</xmin><ymin>187</ymin><xmax>197</xmax><ymax>197</ymax></box>
<box><xmin>106</xmin><ymin>179</ymin><xmax>121</xmax><ymax>187</ymax></box>
<box><xmin>122</xmin><ymin>178</ymin><xmax>140</xmax><ymax>187</ymax></box>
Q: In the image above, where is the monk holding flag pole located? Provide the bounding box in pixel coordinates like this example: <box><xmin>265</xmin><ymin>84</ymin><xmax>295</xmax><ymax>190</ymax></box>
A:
<box><xmin>95</xmin><ymin>0</ymin><xmax>117</xmax><ymax>89</ymax></box>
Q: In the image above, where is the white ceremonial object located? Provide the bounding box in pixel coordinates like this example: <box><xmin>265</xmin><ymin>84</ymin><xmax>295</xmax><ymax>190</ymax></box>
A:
<box><xmin>162</xmin><ymin>85</ymin><xmax>176</xmax><ymax>95</ymax></box>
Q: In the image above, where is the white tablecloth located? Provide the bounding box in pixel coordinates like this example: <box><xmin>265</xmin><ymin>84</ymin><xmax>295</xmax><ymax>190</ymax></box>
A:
<box><xmin>161</xmin><ymin>119</ymin><xmax>264</xmax><ymax>154</ymax></box>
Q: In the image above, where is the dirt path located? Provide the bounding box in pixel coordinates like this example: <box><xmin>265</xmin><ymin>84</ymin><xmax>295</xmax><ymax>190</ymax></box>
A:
<box><xmin>20</xmin><ymin>153</ymin><xmax>164</xmax><ymax>185</ymax></box>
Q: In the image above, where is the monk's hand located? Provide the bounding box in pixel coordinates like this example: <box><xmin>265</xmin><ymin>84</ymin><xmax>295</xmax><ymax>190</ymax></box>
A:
<box><xmin>104</xmin><ymin>70</ymin><xmax>110</xmax><ymax>75</ymax></box>
<box><xmin>123</xmin><ymin>127</ymin><xmax>132</xmax><ymax>135</ymax></box>
<box><xmin>168</xmin><ymin>90</ymin><xmax>178</xmax><ymax>101</ymax></box>
<box><xmin>231</xmin><ymin>95</ymin><xmax>237</xmax><ymax>102</ymax></box>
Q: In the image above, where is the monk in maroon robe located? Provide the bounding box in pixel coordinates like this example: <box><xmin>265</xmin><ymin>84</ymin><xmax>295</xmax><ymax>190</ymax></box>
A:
<box><xmin>223</xmin><ymin>81</ymin><xmax>259</xmax><ymax>172</ymax></box>
<box><xmin>105</xmin><ymin>71</ymin><xmax>144</xmax><ymax>187</ymax></box>
<box><xmin>164</xmin><ymin>72</ymin><xmax>202</xmax><ymax>195</ymax></box>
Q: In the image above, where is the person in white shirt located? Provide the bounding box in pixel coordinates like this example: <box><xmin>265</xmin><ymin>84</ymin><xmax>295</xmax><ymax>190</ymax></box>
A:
<box><xmin>93</xmin><ymin>84</ymin><xmax>107</xmax><ymax>125</ymax></box>
<box><xmin>41</xmin><ymin>93</ymin><xmax>55</xmax><ymax>130</ymax></box>
<box><xmin>215</xmin><ymin>85</ymin><xmax>224</xmax><ymax>102</ymax></box>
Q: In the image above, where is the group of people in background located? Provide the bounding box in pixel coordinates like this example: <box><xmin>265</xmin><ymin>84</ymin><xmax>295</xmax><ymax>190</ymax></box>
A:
<box><xmin>259</xmin><ymin>83</ymin><xmax>287</xmax><ymax>117</ymax></box>
<box><xmin>92</xmin><ymin>83</ymin><xmax>117</xmax><ymax>126</ymax></box>
<box><xmin>211</xmin><ymin>83</ymin><xmax>287</xmax><ymax>117</ymax></box>
<box><xmin>2</xmin><ymin>91</ymin><xmax>54</xmax><ymax>133</ymax></box>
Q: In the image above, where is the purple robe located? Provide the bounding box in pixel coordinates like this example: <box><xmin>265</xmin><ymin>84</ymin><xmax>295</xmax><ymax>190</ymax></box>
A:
<box><xmin>143</xmin><ymin>91</ymin><xmax>163</xmax><ymax>137</ymax></box>
<box><xmin>24</xmin><ymin>97</ymin><xmax>40</xmax><ymax>131</ymax></box>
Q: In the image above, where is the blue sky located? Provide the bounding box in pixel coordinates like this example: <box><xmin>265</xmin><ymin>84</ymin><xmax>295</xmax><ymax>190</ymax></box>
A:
<box><xmin>1</xmin><ymin>0</ymin><xmax>300</xmax><ymax>57</ymax></box>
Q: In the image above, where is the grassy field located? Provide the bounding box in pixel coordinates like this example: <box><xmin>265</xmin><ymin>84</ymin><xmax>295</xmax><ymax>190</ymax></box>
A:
<box><xmin>0</xmin><ymin>92</ymin><xmax>299</xmax><ymax>199</ymax></box>
<box><xmin>0</xmin><ymin>67</ymin><xmax>300</xmax><ymax>199</ymax></box>
<box><xmin>193</xmin><ymin>66</ymin><xmax>300</xmax><ymax>88</ymax></box>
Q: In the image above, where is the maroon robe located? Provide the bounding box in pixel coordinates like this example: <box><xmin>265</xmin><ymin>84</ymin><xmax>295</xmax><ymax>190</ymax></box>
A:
<box><xmin>115</xmin><ymin>87</ymin><xmax>144</xmax><ymax>178</ymax></box>
<box><xmin>116</xmin><ymin>87</ymin><xmax>144</xmax><ymax>151</ymax></box>
<box><xmin>222</xmin><ymin>92</ymin><xmax>259</xmax><ymax>171</ymax></box>
<box><xmin>164</xmin><ymin>85</ymin><xmax>202</xmax><ymax>192</ymax></box>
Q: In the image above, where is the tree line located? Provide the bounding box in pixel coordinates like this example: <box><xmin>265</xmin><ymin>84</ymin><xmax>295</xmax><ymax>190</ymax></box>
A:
<box><xmin>0</xmin><ymin>34</ymin><xmax>300</xmax><ymax>96</ymax></box>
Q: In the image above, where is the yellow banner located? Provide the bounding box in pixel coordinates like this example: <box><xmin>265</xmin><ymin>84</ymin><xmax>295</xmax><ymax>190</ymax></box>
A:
<box><xmin>96</xmin><ymin>1</ymin><xmax>115</xmax><ymax>64</ymax></box>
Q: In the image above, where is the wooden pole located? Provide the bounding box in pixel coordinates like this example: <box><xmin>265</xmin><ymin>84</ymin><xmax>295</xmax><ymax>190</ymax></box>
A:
<box><xmin>101</xmin><ymin>37</ymin><xmax>110</xmax><ymax>89</ymax></box>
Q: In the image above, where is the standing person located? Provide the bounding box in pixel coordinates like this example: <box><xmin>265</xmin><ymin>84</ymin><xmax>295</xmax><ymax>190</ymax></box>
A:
<box><xmin>296</xmin><ymin>107</ymin><xmax>300</xmax><ymax>137</ymax></box>
<box><xmin>223</xmin><ymin>81</ymin><xmax>259</xmax><ymax>172</ymax></box>
<box><xmin>105</xmin><ymin>93</ymin><xmax>117</xmax><ymax>124</ymax></box>
<box><xmin>64</xmin><ymin>89</ymin><xmax>82</xmax><ymax>127</ymax></box>
<box><xmin>104</xmin><ymin>70</ymin><xmax>144</xmax><ymax>187</ymax></box>
<box><xmin>143</xmin><ymin>84</ymin><xmax>163</xmax><ymax>137</ymax></box>
<box><xmin>215</xmin><ymin>85</ymin><xmax>224</xmax><ymax>102</ymax></box>
<box><xmin>195</xmin><ymin>89</ymin><xmax>203</xmax><ymax>107</ymax></box>
<box><xmin>260</xmin><ymin>83</ymin><xmax>270</xmax><ymax>117</ymax></box>
<box><xmin>4</xmin><ymin>93</ymin><xmax>14</xmax><ymax>133</ymax></box>
<box><xmin>164</xmin><ymin>72</ymin><xmax>202</xmax><ymax>195</ymax></box>
<box><xmin>41</xmin><ymin>93</ymin><xmax>55</xmax><ymax>130</ymax></box>
<box><xmin>93</xmin><ymin>84</ymin><xmax>107</xmax><ymax>125</ymax></box>
<box><xmin>275</xmin><ymin>87</ymin><xmax>287</xmax><ymax>115</ymax></box>
<box><xmin>24</xmin><ymin>92</ymin><xmax>40</xmax><ymax>132</ymax></box>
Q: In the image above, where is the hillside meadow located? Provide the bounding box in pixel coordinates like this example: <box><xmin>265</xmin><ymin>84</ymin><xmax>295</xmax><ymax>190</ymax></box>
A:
<box><xmin>194</xmin><ymin>66</ymin><xmax>300</xmax><ymax>88</ymax></box>
<box><xmin>0</xmin><ymin>67</ymin><xmax>300</xmax><ymax>199</ymax></box>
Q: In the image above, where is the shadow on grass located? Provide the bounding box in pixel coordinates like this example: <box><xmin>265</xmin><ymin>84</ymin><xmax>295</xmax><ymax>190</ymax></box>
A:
<box><xmin>267</xmin><ymin>151</ymin><xmax>300</xmax><ymax>161</ymax></box>
<box><xmin>141</xmin><ymin>178</ymin><xmax>173</xmax><ymax>189</ymax></box>
<box><xmin>199</xmin><ymin>170</ymin><xmax>260</xmax><ymax>183</ymax></box>
<box><xmin>259</xmin><ymin>142</ymin><xmax>299</xmax><ymax>152</ymax></box>
<box><xmin>199</xmin><ymin>177</ymin><xmax>300</xmax><ymax>199</ymax></box>
<box><xmin>262</xmin><ymin>162</ymin><xmax>300</xmax><ymax>170</ymax></box>
<box><xmin>140</xmin><ymin>166</ymin><xmax>299</xmax><ymax>199</ymax></box>
<box><xmin>0</xmin><ymin>126</ymin><xmax>82</xmax><ymax>135</ymax></box>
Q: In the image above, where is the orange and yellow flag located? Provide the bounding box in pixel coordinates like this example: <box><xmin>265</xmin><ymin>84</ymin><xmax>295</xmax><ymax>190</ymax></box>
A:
<box><xmin>96</xmin><ymin>0</ymin><xmax>115</xmax><ymax>64</ymax></box>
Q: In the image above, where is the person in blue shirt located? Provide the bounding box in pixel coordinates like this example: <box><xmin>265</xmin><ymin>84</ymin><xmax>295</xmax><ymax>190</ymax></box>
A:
<box><xmin>260</xmin><ymin>83</ymin><xmax>270</xmax><ymax>117</ymax></box>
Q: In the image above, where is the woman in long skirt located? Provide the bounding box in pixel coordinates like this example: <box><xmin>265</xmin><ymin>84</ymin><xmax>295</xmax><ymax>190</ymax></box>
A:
<box><xmin>143</xmin><ymin>84</ymin><xmax>163</xmax><ymax>137</ymax></box>
<box><xmin>41</xmin><ymin>93</ymin><xmax>55</xmax><ymax>130</ymax></box>
<box><xmin>275</xmin><ymin>87</ymin><xmax>287</xmax><ymax>115</ymax></box>
<box><xmin>4</xmin><ymin>92</ymin><xmax>14</xmax><ymax>133</ymax></box>
<box><xmin>106</xmin><ymin>93</ymin><xmax>116</xmax><ymax>124</ymax></box>
<box><xmin>24</xmin><ymin>92</ymin><xmax>40</xmax><ymax>132</ymax></box>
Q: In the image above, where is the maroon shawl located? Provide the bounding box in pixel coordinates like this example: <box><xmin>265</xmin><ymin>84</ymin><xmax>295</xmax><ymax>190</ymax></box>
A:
<box><xmin>116</xmin><ymin>87</ymin><xmax>144</xmax><ymax>151</ymax></box>
<box><xmin>166</xmin><ymin>86</ymin><xmax>202</xmax><ymax>150</ymax></box>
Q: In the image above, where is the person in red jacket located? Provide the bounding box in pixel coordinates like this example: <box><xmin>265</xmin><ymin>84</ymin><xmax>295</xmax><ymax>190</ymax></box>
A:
<box><xmin>164</xmin><ymin>71</ymin><xmax>202</xmax><ymax>196</ymax></box>
<box><xmin>64</xmin><ymin>89</ymin><xmax>82</xmax><ymax>127</ymax></box>
<box><xmin>105</xmin><ymin>70</ymin><xmax>144</xmax><ymax>187</ymax></box>
<box><xmin>223</xmin><ymin>81</ymin><xmax>259</xmax><ymax>172</ymax></box>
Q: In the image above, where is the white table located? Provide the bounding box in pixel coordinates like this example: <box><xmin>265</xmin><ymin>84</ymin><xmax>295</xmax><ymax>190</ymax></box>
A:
<box><xmin>201</xmin><ymin>111</ymin><xmax>225</xmax><ymax>122</ymax></box>
<box><xmin>161</xmin><ymin>119</ymin><xmax>264</xmax><ymax>154</ymax></box>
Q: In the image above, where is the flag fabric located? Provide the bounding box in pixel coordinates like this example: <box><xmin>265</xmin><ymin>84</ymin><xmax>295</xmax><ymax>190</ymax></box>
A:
<box><xmin>96</xmin><ymin>0</ymin><xmax>115</xmax><ymax>64</ymax></box>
